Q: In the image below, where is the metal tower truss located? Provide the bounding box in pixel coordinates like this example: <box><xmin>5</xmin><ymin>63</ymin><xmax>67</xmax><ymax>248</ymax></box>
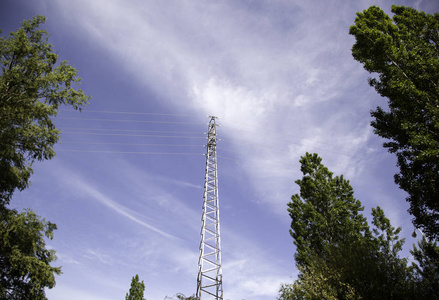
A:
<box><xmin>197</xmin><ymin>116</ymin><xmax>223</xmax><ymax>300</ymax></box>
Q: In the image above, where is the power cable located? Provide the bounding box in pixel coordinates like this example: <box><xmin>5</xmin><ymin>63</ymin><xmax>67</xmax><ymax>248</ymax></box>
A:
<box><xmin>220</xmin><ymin>120</ymin><xmax>361</xmax><ymax>155</ymax></box>
<box><xmin>57</xmin><ymin>117</ymin><xmax>206</xmax><ymax>125</ymax></box>
<box><xmin>58</xmin><ymin>115</ymin><xmax>354</xmax><ymax>159</ymax></box>
<box><xmin>218</xmin><ymin>151</ymin><xmax>375</xmax><ymax>177</ymax></box>
<box><xmin>60</xmin><ymin>109</ymin><xmax>199</xmax><ymax>117</ymax></box>
<box><xmin>56</xmin><ymin>113</ymin><xmax>375</xmax><ymax>176</ymax></box>
<box><xmin>219</xmin><ymin>136</ymin><xmax>357</xmax><ymax>160</ymax></box>
<box><xmin>61</xmin><ymin>142</ymin><xmax>202</xmax><ymax>147</ymax></box>
<box><xmin>57</xmin><ymin>149</ymin><xmax>203</xmax><ymax>155</ymax></box>
<box><xmin>58</xmin><ymin>113</ymin><xmax>363</xmax><ymax>158</ymax></box>
<box><xmin>61</xmin><ymin>132</ymin><xmax>205</xmax><ymax>139</ymax></box>
<box><xmin>62</xmin><ymin>127</ymin><xmax>201</xmax><ymax>134</ymax></box>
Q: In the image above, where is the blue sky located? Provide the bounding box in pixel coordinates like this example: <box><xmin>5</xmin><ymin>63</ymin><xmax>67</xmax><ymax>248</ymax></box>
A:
<box><xmin>2</xmin><ymin>0</ymin><xmax>438</xmax><ymax>299</ymax></box>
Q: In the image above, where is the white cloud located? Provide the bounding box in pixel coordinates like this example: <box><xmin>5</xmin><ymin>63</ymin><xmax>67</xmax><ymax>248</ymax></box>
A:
<box><xmin>83</xmin><ymin>248</ymin><xmax>116</xmax><ymax>266</ymax></box>
<box><xmin>69</xmin><ymin>172</ymin><xmax>179</xmax><ymax>240</ymax></box>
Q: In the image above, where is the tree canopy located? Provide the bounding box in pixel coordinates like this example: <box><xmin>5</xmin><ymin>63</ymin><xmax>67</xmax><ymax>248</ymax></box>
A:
<box><xmin>0</xmin><ymin>15</ymin><xmax>90</xmax><ymax>206</ymax></box>
<box><xmin>286</xmin><ymin>153</ymin><xmax>418</xmax><ymax>299</ymax></box>
<box><xmin>0</xmin><ymin>209</ymin><xmax>61</xmax><ymax>299</ymax></box>
<box><xmin>126</xmin><ymin>275</ymin><xmax>146</xmax><ymax>300</ymax></box>
<box><xmin>287</xmin><ymin>153</ymin><xmax>368</xmax><ymax>269</ymax></box>
<box><xmin>349</xmin><ymin>5</ymin><xmax>439</xmax><ymax>239</ymax></box>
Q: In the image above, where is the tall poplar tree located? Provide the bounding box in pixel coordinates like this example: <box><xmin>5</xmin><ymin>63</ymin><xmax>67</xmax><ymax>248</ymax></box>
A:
<box><xmin>126</xmin><ymin>275</ymin><xmax>146</xmax><ymax>300</ymax></box>
<box><xmin>287</xmin><ymin>153</ymin><xmax>416</xmax><ymax>299</ymax></box>
<box><xmin>349</xmin><ymin>5</ymin><xmax>439</xmax><ymax>239</ymax></box>
<box><xmin>288</xmin><ymin>153</ymin><xmax>368</xmax><ymax>268</ymax></box>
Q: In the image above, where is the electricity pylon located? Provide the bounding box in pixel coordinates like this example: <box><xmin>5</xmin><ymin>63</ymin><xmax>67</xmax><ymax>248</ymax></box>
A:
<box><xmin>197</xmin><ymin>116</ymin><xmax>223</xmax><ymax>300</ymax></box>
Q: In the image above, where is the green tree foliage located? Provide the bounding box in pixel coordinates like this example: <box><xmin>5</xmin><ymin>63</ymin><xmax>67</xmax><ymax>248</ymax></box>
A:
<box><xmin>369</xmin><ymin>206</ymin><xmax>416</xmax><ymax>297</ymax></box>
<box><xmin>0</xmin><ymin>15</ymin><xmax>90</xmax><ymax>206</ymax></box>
<box><xmin>126</xmin><ymin>274</ymin><xmax>146</xmax><ymax>300</ymax></box>
<box><xmin>0</xmin><ymin>209</ymin><xmax>61</xmax><ymax>299</ymax></box>
<box><xmin>288</xmin><ymin>153</ymin><xmax>368</xmax><ymax>269</ymax></box>
<box><xmin>411</xmin><ymin>237</ymin><xmax>439</xmax><ymax>299</ymax></box>
<box><xmin>349</xmin><ymin>5</ymin><xmax>439</xmax><ymax>239</ymax></box>
<box><xmin>286</xmin><ymin>153</ymin><xmax>417</xmax><ymax>299</ymax></box>
<box><xmin>278</xmin><ymin>283</ymin><xmax>297</xmax><ymax>300</ymax></box>
<box><xmin>278</xmin><ymin>264</ymin><xmax>358</xmax><ymax>300</ymax></box>
<box><xmin>0</xmin><ymin>16</ymin><xmax>90</xmax><ymax>299</ymax></box>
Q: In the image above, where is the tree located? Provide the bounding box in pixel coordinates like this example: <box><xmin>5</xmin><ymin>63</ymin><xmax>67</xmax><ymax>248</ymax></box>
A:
<box><xmin>278</xmin><ymin>283</ymin><xmax>299</xmax><ymax>300</ymax></box>
<box><xmin>0</xmin><ymin>15</ymin><xmax>90</xmax><ymax>299</ymax></box>
<box><xmin>287</xmin><ymin>153</ymin><xmax>369</xmax><ymax>269</ymax></box>
<box><xmin>0</xmin><ymin>209</ymin><xmax>61</xmax><ymax>299</ymax></box>
<box><xmin>0</xmin><ymin>15</ymin><xmax>90</xmax><ymax>206</ymax></box>
<box><xmin>349</xmin><ymin>5</ymin><xmax>439</xmax><ymax>239</ymax></box>
<box><xmin>411</xmin><ymin>237</ymin><xmax>439</xmax><ymax>299</ymax></box>
<box><xmin>286</xmin><ymin>153</ymin><xmax>416</xmax><ymax>299</ymax></box>
<box><xmin>369</xmin><ymin>206</ymin><xmax>417</xmax><ymax>298</ymax></box>
<box><xmin>126</xmin><ymin>274</ymin><xmax>146</xmax><ymax>300</ymax></box>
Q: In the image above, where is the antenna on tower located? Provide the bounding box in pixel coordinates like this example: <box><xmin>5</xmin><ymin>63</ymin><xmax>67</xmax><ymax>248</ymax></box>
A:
<box><xmin>197</xmin><ymin>116</ymin><xmax>223</xmax><ymax>300</ymax></box>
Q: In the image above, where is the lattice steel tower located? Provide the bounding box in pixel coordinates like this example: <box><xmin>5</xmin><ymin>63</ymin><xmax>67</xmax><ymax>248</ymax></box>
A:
<box><xmin>197</xmin><ymin>116</ymin><xmax>223</xmax><ymax>300</ymax></box>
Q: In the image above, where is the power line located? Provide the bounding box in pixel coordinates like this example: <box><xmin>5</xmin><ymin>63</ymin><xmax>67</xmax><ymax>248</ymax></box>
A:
<box><xmin>60</xmin><ymin>109</ymin><xmax>199</xmax><ymax>117</ymax></box>
<box><xmin>218</xmin><ymin>152</ymin><xmax>376</xmax><ymax>177</ymax></box>
<box><xmin>62</xmin><ymin>127</ymin><xmax>202</xmax><ymax>134</ymax></box>
<box><xmin>57</xmin><ymin>117</ymin><xmax>206</xmax><ymax>125</ymax></box>
<box><xmin>57</xmin><ymin>149</ymin><xmax>203</xmax><ymax>155</ymax></box>
<box><xmin>57</xmin><ymin>114</ymin><xmax>359</xmax><ymax>159</ymax></box>
<box><xmin>61</xmin><ymin>132</ymin><xmax>205</xmax><ymax>139</ymax></box>
<box><xmin>54</xmin><ymin>113</ymin><xmax>395</xmax><ymax>201</ymax></box>
<box><xmin>58</xmin><ymin>112</ymin><xmax>360</xmax><ymax>159</ymax></box>
<box><xmin>220</xmin><ymin>134</ymin><xmax>357</xmax><ymax>159</ymax></box>
<box><xmin>58</xmin><ymin>120</ymin><xmax>360</xmax><ymax>165</ymax></box>
<box><xmin>218</xmin><ymin>141</ymin><xmax>292</xmax><ymax>157</ymax></box>
<box><xmin>220</xmin><ymin>120</ymin><xmax>360</xmax><ymax>155</ymax></box>
<box><xmin>61</xmin><ymin>142</ymin><xmax>203</xmax><ymax>147</ymax></box>
<box><xmin>56</xmin><ymin>113</ymin><xmax>373</xmax><ymax>175</ymax></box>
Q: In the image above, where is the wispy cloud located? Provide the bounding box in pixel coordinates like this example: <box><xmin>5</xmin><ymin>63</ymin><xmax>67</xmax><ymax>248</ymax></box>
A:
<box><xmin>69</xmin><ymin>172</ymin><xmax>179</xmax><ymax>240</ymax></box>
<box><xmin>83</xmin><ymin>248</ymin><xmax>116</xmax><ymax>266</ymax></box>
